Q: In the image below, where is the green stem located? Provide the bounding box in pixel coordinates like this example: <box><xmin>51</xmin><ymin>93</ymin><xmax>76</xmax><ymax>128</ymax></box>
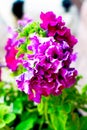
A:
<box><xmin>44</xmin><ymin>97</ymin><xmax>55</xmax><ymax>130</ymax></box>
<box><xmin>44</xmin><ymin>100</ymin><xmax>49</xmax><ymax>124</ymax></box>
<box><xmin>38</xmin><ymin>116</ymin><xmax>44</xmax><ymax>130</ymax></box>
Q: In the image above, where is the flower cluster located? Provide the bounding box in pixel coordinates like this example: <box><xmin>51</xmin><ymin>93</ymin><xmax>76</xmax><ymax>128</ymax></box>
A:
<box><xmin>5</xmin><ymin>11</ymin><xmax>78</xmax><ymax>103</ymax></box>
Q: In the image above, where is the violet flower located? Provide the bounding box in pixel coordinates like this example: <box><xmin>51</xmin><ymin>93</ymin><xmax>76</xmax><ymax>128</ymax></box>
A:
<box><xmin>16</xmin><ymin>35</ymin><xmax>78</xmax><ymax>103</ymax></box>
<box><xmin>5</xmin><ymin>27</ymin><xmax>25</xmax><ymax>71</ymax></box>
<box><xmin>18</xmin><ymin>15</ymin><xmax>32</xmax><ymax>27</ymax></box>
<box><xmin>5</xmin><ymin>11</ymin><xmax>78</xmax><ymax>103</ymax></box>
<box><xmin>40</xmin><ymin>11</ymin><xmax>77</xmax><ymax>48</ymax></box>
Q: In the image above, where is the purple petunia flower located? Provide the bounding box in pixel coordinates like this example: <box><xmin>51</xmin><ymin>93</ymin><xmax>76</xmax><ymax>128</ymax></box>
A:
<box><xmin>18</xmin><ymin>15</ymin><xmax>32</xmax><ymax>27</ymax></box>
<box><xmin>40</xmin><ymin>11</ymin><xmax>65</xmax><ymax>30</ymax></box>
<box><xmin>16</xmin><ymin>34</ymin><xmax>78</xmax><ymax>103</ymax></box>
<box><xmin>5</xmin><ymin>11</ymin><xmax>78</xmax><ymax>103</ymax></box>
<box><xmin>40</xmin><ymin>11</ymin><xmax>78</xmax><ymax>48</ymax></box>
<box><xmin>5</xmin><ymin>27</ymin><xmax>25</xmax><ymax>71</ymax></box>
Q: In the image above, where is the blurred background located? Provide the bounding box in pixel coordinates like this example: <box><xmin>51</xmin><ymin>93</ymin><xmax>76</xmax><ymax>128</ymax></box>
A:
<box><xmin>0</xmin><ymin>0</ymin><xmax>86</xmax><ymax>85</ymax></box>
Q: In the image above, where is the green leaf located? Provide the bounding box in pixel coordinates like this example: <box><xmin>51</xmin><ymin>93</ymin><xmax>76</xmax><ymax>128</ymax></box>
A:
<box><xmin>0</xmin><ymin>119</ymin><xmax>5</xmax><ymax>128</ymax></box>
<box><xmin>20</xmin><ymin>112</ymin><xmax>30</xmax><ymax>121</ymax></box>
<box><xmin>15</xmin><ymin>114</ymin><xmax>37</xmax><ymax>130</ymax></box>
<box><xmin>12</xmin><ymin>65</ymin><xmax>26</xmax><ymax>76</ymax></box>
<box><xmin>13</xmin><ymin>98</ymin><xmax>23</xmax><ymax>114</ymax></box>
<box><xmin>19</xmin><ymin>22</ymin><xmax>46</xmax><ymax>37</ymax></box>
<box><xmin>63</xmin><ymin>103</ymin><xmax>72</xmax><ymax>113</ymax></box>
<box><xmin>50</xmin><ymin>110</ymin><xmax>67</xmax><ymax>130</ymax></box>
<box><xmin>66</xmin><ymin>113</ymin><xmax>80</xmax><ymax>130</ymax></box>
<box><xmin>76</xmin><ymin>75</ymin><xmax>83</xmax><ymax>84</ymax></box>
<box><xmin>4</xmin><ymin>113</ymin><xmax>16</xmax><ymax>124</ymax></box>
<box><xmin>0</xmin><ymin>81</ymin><xmax>5</xmax><ymax>96</ymax></box>
<box><xmin>80</xmin><ymin>116</ymin><xmax>87</xmax><ymax>130</ymax></box>
<box><xmin>0</xmin><ymin>81</ymin><xmax>5</xmax><ymax>88</ymax></box>
<box><xmin>17</xmin><ymin>43</ymin><xmax>27</xmax><ymax>56</ymax></box>
<box><xmin>81</xmin><ymin>84</ymin><xmax>87</xmax><ymax>95</ymax></box>
<box><xmin>0</xmin><ymin>104</ymin><xmax>9</xmax><ymax>118</ymax></box>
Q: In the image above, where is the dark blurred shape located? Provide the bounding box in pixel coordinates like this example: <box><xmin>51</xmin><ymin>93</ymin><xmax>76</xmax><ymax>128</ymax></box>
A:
<box><xmin>74</xmin><ymin>109</ymin><xmax>82</xmax><ymax>117</ymax></box>
<box><xmin>33</xmin><ymin>123</ymin><xmax>39</xmax><ymax>130</ymax></box>
<box><xmin>62</xmin><ymin>0</ymin><xmax>73</xmax><ymax>12</ymax></box>
<box><xmin>12</xmin><ymin>0</ymin><xmax>24</xmax><ymax>19</ymax></box>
